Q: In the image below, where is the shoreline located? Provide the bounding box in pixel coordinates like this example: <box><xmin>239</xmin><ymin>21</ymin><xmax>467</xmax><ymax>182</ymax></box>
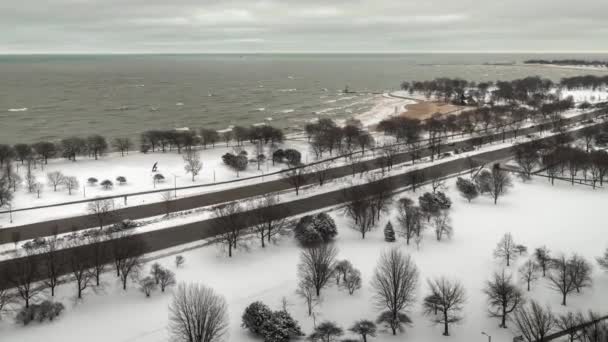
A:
<box><xmin>522</xmin><ymin>63</ymin><xmax>608</xmax><ymax>73</ymax></box>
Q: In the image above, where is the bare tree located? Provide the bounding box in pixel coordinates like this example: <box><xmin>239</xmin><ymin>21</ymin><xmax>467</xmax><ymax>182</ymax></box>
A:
<box><xmin>569</xmin><ymin>254</ymin><xmax>592</xmax><ymax>294</ymax></box>
<box><xmin>511</xmin><ymin>300</ymin><xmax>556</xmax><ymax>342</ymax></box>
<box><xmin>184</xmin><ymin>150</ymin><xmax>203</xmax><ymax>182</ymax></box>
<box><xmin>159</xmin><ymin>268</ymin><xmax>176</xmax><ymax>292</ymax></box>
<box><xmin>548</xmin><ymin>254</ymin><xmax>576</xmax><ymax>306</ymax></box>
<box><xmin>519</xmin><ymin>259</ymin><xmax>540</xmax><ymax>291</ymax></box>
<box><xmin>64</xmin><ymin>176</ymin><xmax>79</xmax><ymax>195</ymax></box>
<box><xmin>112</xmin><ymin>234</ymin><xmax>146</xmax><ymax>290</ymax></box>
<box><xmin>487</xmin><ymin>164</ymin><xmax>513</xmax><ymax>204</ymax></box>
<box><xmin>431</xmin><ymin>177</ymin><xmax>446</xmax><ymax>193</ymax></box>
<box><xmin>555</xmin><ymin>311</ymin><xmax>581</xmax><ymax>342</ymax></box>
<box><xmin>494</xmin><ymin>232</ymin><xmax>519</xmax><ymax>266</ymax></box>
<box><xmin>297</xmin><ymin>244</ymin><xmax>338</xmax><ymax>296</ymax></box>
<box><xmin>371</xmin><ymin>248</ymin><xmax>419</xmax><ymax>335</ymax></box>
<box><xmin>248</xmin><ymin>194</ymin><xmax>288</xmax><ymax>247</ymax></box>
<box><xmin>422</xmin><ymin>277</ymin><xmax>466</xmax><ymax>336</ymax></box>
<box><xmin>213</xmin><ymin>203</ymin><xmax>244</xmax><ymax>257</ymax></box>
<box><xmin>432</xmin><ymin>211</ymin><xmax>453</xmax><ymax>241</ymax></box>
<box><xmin>342</xmin><ymin>268</ymin><xmax>362</xmax><ymax>295</ymax></box>
<box><xmin>483</xmin><ymin>270</ymin><xmax>524</xmax><ymax>328</ymax></box>
<box><xmin>6</xmin><ymin>247</ymin><xmax>42</xmax><ymax>308</ymax></box>
<box><xmin>69</xmin><ymin>241</ymin><xmax>96</xmax><ymax>299</ymax></box>
<box><xmin>87</xmin><ymin>198</ymin><xmax>114</xmax><ymax>229</ymax></box>
<box><xmin>312</xmin><ymin>162</ymin><xmax>332</xmax><ymax>186</ymax></box>
<box><xmin>349</xmin><ymin>320</ymin><xmax>377</xmax><ymax>342</ymax></box>
<box><xmin>535</xmin><ymin>246</ymin><xmax>551</xmax><ymax>277</ymax></box>
<box><xmin>86</xmin><ymin>231</ymin><xmax>107</xmax><ymax>286</ymax></box>
<box><xmin>514</xmin><ymin>144</ymin><xmax>540</xmax><ymax>180</ymax></box>
<box><xmin>46</xmin><ymin>171</ymin><xmax>65</xmax><ymax>191</ymax></box>
<box><xmin>169</xmin><ymin>282</ymin><xmax>229</xmax><ymax>342</ymax></box>
<box><xmin>282</xmin><ymin>167</ymin><xmax>309</xmax><ymax>195</ymax></box>
<box><xmin>296</xmin><ymin>279</ymin><xmax>318</xmax><ymax>316</ymax></box>
<box><xmin>397</xmin><ymin>204</ymin><xmax>422</xmax><ymax>245</ymax></box>
<box><xmin>112</xmin><ymin>137</ymin><xmax>133</xmax><ymax>157</ymax></box>
<box><xmin>139</xmin><ymin>276</ymin><xmax>157</xmax><ymax>297</ymax></box>
<box><xmin>42</xmin><ymin>235</ymin><xmax>64</xmax><ymax>296</ymax></box>
<box><xmin>0</xmin><ymin>288</ymin><xmax>16</xmax><ymax>318</ymax></box>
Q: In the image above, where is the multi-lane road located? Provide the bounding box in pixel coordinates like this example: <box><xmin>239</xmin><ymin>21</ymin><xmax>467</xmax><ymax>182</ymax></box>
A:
<box><xmin>0</xmin><ymin>108</ymin><xmax>603</xmax><ymax>289</ymax></box>
<box><xmin>0</xmin><ymin>109</ymin><xmax>602</xmax><ymax>245</ymax></box>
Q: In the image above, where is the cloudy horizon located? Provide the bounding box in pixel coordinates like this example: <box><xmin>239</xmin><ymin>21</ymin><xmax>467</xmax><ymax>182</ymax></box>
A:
<box><xmin>2</xmin><ymin>0</ymin><xmax>607</xmax><ymax>54</ymax></box>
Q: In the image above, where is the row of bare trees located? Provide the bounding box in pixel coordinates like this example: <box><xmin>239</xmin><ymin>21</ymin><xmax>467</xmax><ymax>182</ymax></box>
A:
<box><xmin>2</xmin><ymin>230</ymin><xmax>146</xmax><ymax>310</ymax></box>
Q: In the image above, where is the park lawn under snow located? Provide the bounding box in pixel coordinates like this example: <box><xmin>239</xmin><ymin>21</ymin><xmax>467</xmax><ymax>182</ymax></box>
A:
<box><xmin>1</xmin><ymin>176</ymin><xmax>608</xmax><ymax>342</ymax></box>
<box><xmin>0</xmin><ymin>138</ymin><xmax>315</xmax><ymax>227</ymax></box>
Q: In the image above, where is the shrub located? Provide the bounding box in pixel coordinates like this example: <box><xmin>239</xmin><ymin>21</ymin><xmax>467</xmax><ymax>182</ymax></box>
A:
<box><xmin>87</xmin><ymin>177</ymin><xmax>98</xmax><ymax>185</ymax></box>
<box><xmin>242</xmin><ymin>301</ymin><xmax>273</xmax><ymax>334</ymax></box>
<box><xmin>153</xmin><ymin>173</ymin><xmax>165</xmax><ymax>184</ymax></box>
<box><xmin>243</xmin><ymin>301</ymin><xmax>304</xmax><ymax>342</ymax></box>
<box><xmin>456</xmin><ymin>177</ymin><xmax>478</xmax><ymax>202</ymax></box>
<box><xmin>294</xmin><ymin>213</ymin><xmax>337</xmax><ymax>246</ymax></box>
<box><xmin>15</xmin><ymin>301</ymin><xmax>65</xmax><ymax>325</ymax></box>
<box><xmin>272</xmin><ymin>149</ymin><xmax>285</xmax><ymax>164</ymax></box>
<box><xmin>261</xmin><ymin>310</ymin><xmax>304</xmax><ymax>342</ymax></box>
<box><xmin>116</xmin><ymin>176</ymin><xmax>127</xmax><ymax>185</ymax></box>
<box><xmin>284</xmin><ymin>149</ymin><xmax>302</xmax><ymax>166</ymax></box>
<box><xmin>100</xmin><ymin>179</ymin><xmax>113</xmax><ymax>190</ymax></box>
<box><xmin>418</xmin><ymin>191</ymin><xmax>451</xmax><ymax>217</ymax></box>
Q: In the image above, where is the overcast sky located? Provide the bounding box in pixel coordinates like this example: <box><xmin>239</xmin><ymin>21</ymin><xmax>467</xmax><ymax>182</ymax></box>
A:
<box><xmin>1</xmin><ymin>0</ymin><xmax>607</xmax><ymax>54</ymax></box>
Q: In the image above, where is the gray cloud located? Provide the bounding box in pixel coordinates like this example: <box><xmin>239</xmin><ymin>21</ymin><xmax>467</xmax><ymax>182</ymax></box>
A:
<box><xmin>1</xmin><ymin>0</ymin><xmax>607</xmax><ymax>53</ymax></box>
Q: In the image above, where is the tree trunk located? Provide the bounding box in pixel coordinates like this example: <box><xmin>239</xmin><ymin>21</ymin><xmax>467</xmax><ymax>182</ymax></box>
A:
<box><xmin>443</xmin><ymin>311</ymin><xmax>450</xmax><ymax>336</ymax></box>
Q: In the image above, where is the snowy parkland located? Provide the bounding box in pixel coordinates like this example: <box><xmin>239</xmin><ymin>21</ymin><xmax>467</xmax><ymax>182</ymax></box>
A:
<box><xmin>1</xmin><ymin>84</ymin><xmax>608</xmax><ymax>342</ymax></box>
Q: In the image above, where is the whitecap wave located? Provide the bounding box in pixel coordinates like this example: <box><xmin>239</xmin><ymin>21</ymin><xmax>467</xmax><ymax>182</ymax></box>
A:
<box><xmin>176</xmin><ymin>102</ymin><xmax>184</xmax><ymax>106</ymax></box>
<box><xmin>256</xmin><ymin>107</ymin><xmax>266</xmax><ymax>112</ymax></box>
<box><xmin>8</xmin><ymin>108</ymin><xmax>28</xmax><ymax>112</ymax></box>
<box><xmin>279</xmin><ymin>88</ymin><xmax>297</xmax><ymax>92</ymax></box>
<box><xmin>279</xmin><ymin>109</ymin><xmax>295</xmax><ymax>114</ymax></box>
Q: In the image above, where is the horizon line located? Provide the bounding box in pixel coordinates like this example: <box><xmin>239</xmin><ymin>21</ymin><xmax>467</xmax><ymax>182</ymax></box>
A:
<box><xmin>1</xmin><ymin>51</ymin><xmax>608</xmax><ymax>56</ymax></box>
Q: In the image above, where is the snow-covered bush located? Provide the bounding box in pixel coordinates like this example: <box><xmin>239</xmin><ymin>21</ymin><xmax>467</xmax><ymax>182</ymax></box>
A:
<box><xmin>293</xmin><ymin>213</ymin><xmax>337</xmax><ymax>246</ymax></box>
<box><xmin>116</xmin><ymin>176</ymin><xmax>127</xmax><ymax>185</ymax></box>
<box><xmin>456</xmin><ymin>177</ymin><xmax>479</xmax><ymax>202</ymax></box>
<box><xmin>284</xmin><ymin>149</ymin><xmax>301</xmax><ymax>166</ymax></box>
<box><xmin>260</xmin><ymin>310</ymin><xmax>304</xmax><ymax>342</ymax></box>
<box><xmin>15</xmin><ymin>301</ymin><xmax>64</xmax><ymax>325</ymax></box>
<box><xmin>87</xmin><ymin>177</ymin><xmax>98</xmax><ymax>185</ymax></box>
<box><xmin>242</xmin><ymin>301</ymin><xmax>273</xmax><ymax>334</ymax></box>
<box><xmin>100</xmin><ymin>179</ymin><xmax>113</xmax><ymax>190</ymax></box>
<box><xmin>418</xmin><ymin>191</ymin><xmax>451</xmax><ymax>218</ymax></box>
<box><xmin>272</xmin><ymin>149</ymin><xmax>285</xmax><ymax>164</ymax></box>
<box><xmin>153</xmin><ymin>173</ymin><xmax>165</xmax><ymax>186</ymax></box>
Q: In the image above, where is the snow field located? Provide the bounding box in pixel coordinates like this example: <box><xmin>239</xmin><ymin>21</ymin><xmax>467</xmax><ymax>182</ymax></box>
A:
<box><xmin>1</xmin><ymin>176</ymin><xmax>607</xmax><ymax>342</ymax></box>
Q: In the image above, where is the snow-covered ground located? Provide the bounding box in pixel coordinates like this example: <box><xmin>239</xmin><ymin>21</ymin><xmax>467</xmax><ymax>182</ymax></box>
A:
<box><xmin>1</xmin><ymin>175</ymin><xmax>607</xmax><ymax>342</ymax></box>
<box><xmin>0</xmin><ymin>139</ymin><xmax>312</xmax><ymax>227</ymax></box>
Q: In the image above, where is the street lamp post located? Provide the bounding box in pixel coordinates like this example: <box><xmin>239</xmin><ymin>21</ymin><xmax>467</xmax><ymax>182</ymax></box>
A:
<box><xmin>482</xmin><ymin>332</ymin><xmax>491</xmax><ymax>342</ymax></box>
